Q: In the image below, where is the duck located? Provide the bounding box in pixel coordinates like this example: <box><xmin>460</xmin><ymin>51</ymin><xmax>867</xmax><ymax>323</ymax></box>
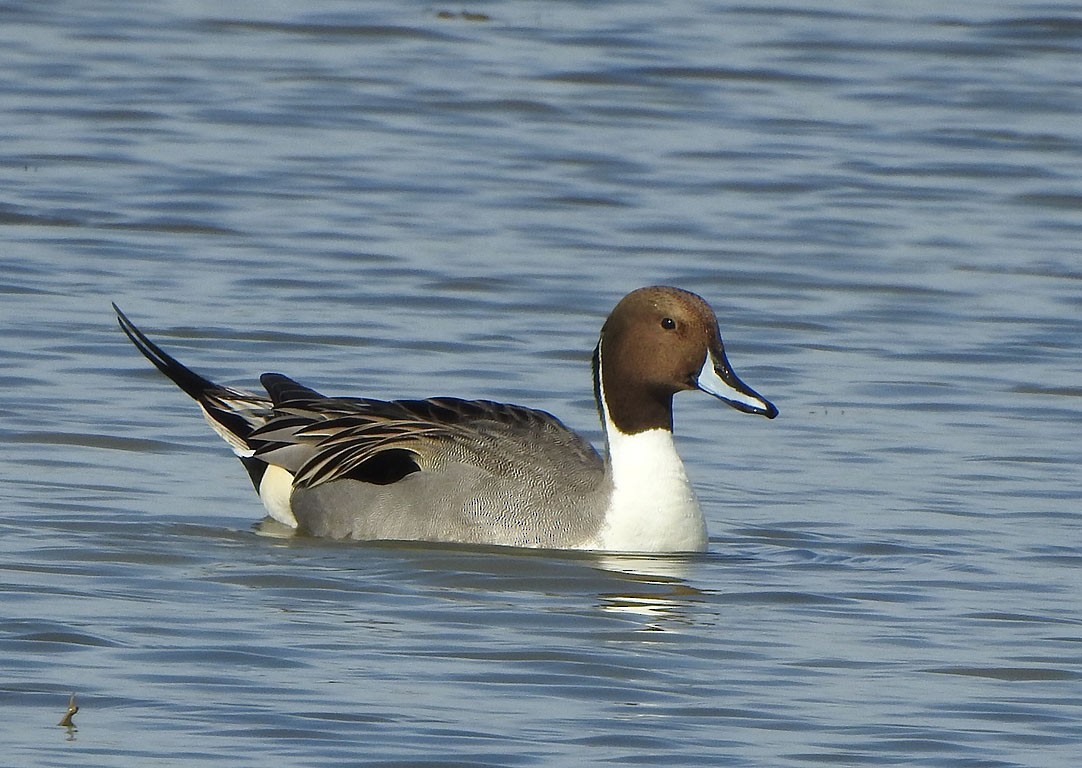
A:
<box><xmin>114</xmin><ymin>286</ymin><xmax>776</xmax><ymax>552</ymax></box>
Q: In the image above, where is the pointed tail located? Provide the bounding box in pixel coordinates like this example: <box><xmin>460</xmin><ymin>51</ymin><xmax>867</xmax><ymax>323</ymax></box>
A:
<box><xmin>113</xmin><ymin>304</ymin><xmax>274</xmax><ymax>448</ymax></box>
<box><xmin>113</xmin><ymin>304</ymin><xmax>291</xmax><ymax>498</ymax></box>
<box><xmin>113</xmin><ymin>303</ymin><xmax>219</xmax><ymax>402</ymax></box>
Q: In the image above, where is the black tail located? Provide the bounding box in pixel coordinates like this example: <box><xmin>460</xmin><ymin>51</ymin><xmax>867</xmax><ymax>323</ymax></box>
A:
<box><xmin>114</xmin><ymin>303</ymin><xmax>271</xmax><ymax>490</ymax></box>
<box><xmin>113</xmin><ymin>303</ymin><xmax>218</xmax><ymax>401</ymax></box>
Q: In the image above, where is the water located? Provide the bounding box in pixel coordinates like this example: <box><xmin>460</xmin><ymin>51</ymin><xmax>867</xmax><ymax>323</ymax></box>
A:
<box><xmin>2</xmin><ymin>1</ymin><xmax>1081</xmax><ymax>765</ymax></box>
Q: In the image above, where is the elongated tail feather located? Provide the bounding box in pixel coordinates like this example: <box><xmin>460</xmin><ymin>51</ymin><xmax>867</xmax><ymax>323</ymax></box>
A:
<box><xmin>113</xmin><ymin>304</ymin><xmax>273</xmax><ymax>489</ymax></box>
<box><xmin>113</xmin><ymin>303</ymin><xmax>218</xmax><ymax>402</ymax></box>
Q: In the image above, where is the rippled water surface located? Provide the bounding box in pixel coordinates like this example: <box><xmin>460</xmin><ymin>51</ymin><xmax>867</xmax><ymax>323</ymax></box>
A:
<box><xmin>3</xmin><ymin>1</ymin><xmax>1081</xmax><ymax>766</ymax></box>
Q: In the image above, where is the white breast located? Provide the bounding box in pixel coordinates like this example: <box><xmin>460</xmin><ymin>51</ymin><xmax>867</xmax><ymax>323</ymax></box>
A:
<box><xmin>592</xmin><ymin>427</ymin><xmax>708</xmax><ymax>552</ymax></box>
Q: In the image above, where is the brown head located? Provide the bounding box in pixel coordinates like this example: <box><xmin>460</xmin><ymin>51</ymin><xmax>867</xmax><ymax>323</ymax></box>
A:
<box><xmin>594</xmin><ymin>286</ymin><xmax>777</xmax><ymax>434</ymax></box>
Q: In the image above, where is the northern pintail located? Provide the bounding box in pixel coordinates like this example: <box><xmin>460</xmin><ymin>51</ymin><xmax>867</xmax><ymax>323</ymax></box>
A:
<box><xmin>114</xmin><ymin>286</ymin><xmax>777</xmax><ymax>552</ymax></box>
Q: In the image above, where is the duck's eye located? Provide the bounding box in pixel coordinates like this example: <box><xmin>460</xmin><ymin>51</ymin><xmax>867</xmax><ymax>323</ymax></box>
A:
<box><xmin>661</xmin><ymin>317</ymin><xmax>677</xmax><ymax>330</ymax></box>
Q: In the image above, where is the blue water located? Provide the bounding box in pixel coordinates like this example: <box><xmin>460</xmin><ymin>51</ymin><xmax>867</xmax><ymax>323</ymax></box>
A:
<box><xmin>2</xmin><ymin>1</ymin><xmax>1081</xmax><ymax>765</ymax></box>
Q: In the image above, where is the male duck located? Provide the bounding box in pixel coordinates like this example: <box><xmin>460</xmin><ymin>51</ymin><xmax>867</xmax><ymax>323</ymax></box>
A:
<box><xmin>115</xmin><ymin>286</ymin><xmax>776</xmax><ymax>552</ymax></box>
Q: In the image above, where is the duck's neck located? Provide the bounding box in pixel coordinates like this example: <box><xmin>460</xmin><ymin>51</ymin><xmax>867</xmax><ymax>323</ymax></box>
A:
<box><xmin>592</xmin><ymin>343</ymin><xmax>707</xmax><ymax>552</ymax></box>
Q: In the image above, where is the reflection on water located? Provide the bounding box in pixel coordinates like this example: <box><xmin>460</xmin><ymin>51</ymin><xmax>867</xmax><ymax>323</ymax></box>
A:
<box><xmin>594</xmin><ymin>553</ymin><xmax>703</xmax><ymax>628</ymax></box>
<box><xmin>253</xmin><ymin>517</ymin><xmax>298</xmax><ymax>539</ymax></box>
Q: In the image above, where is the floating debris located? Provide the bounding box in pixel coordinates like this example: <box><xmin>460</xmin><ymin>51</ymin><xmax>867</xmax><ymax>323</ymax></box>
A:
<box><xmin>436</xmin><ymin>10</ymin><xmax>491</xmax><ymax>22</ymax></box>
<box><xmin>58</xmin><ymin>693</ymin><xmax>78</xmax><ymax>727</ymax></box>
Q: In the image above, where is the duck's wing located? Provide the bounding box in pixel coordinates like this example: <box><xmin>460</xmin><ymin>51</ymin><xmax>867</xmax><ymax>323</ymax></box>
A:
<box><xmin>250</xmin><ymin>373</ymin><xmax>604</xmax><ymax>490</ymax></box>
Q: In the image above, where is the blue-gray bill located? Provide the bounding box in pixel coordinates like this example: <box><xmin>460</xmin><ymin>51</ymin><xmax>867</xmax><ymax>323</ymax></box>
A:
<box><xmin>695</xmin><ymin>347</ymin><xmax>778</xmax><ymax>419</ymax></box>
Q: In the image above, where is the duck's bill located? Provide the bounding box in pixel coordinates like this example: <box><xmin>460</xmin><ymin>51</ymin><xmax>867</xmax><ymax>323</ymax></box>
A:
<box><xmin>696</xmin><ymin>347</ymin><xmax>778</xmax><ymax>419</ymax></box>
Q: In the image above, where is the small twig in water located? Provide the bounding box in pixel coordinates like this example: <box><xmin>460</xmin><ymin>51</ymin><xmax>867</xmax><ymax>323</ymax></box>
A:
<box><xmin>58</xmin><ymin>693</ymin><xmax>78</xmax><ymax>727</ymax></box>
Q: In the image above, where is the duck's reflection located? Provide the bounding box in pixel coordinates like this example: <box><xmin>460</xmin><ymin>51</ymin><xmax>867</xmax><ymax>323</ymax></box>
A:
<box><xmin>591</xmin><ymin>553</ymin><xmax>705</xmax><ymax>628</ymax></box>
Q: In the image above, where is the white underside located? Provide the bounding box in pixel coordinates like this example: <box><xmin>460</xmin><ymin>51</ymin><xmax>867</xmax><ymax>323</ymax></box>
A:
<box><xmin>587</xmin><ymin>427</ymin><xmax>707</xmax><ymax>553</ymax></box>
<box><xmin>258</xmin><ymin>464</ymin><xmax>297</xmax><ymax>528</ymax></box>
